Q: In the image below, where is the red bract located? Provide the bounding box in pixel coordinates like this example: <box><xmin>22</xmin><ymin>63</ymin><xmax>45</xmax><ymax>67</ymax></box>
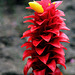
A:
<box><xmin>21</xmin><ymin>0</ymin><xmax>70</xmax><ymax>75</ymax></box>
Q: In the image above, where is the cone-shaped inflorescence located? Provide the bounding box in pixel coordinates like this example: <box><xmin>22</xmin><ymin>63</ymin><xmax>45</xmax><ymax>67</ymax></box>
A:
<box><xmin>21</xmin><ymin>0</ymin><xmax>70</xmax><ymax>75</ymax></box>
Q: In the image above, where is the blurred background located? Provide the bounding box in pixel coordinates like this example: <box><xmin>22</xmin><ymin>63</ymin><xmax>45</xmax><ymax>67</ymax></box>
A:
<box><xmin>0</xmin><ymin>0</ymin><xmax>75</xmax><ymax>75</ymax></box>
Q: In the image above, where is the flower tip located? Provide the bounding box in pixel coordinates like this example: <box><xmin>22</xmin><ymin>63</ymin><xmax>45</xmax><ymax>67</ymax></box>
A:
<box><xmin>22</xmin><ymin>58</ymin><xmax>24</xmax><ymax>61</ymax></box>
<box><xmin>53</xmin><ymin>2</ymin><xmax>56</xmax><ymax>4</ymax></box>
<box><xmin>65</xmin><ymin>66</ymin><xmax>66</xmax><ymax>69</ymax></box>
<box><xmin>60</xmin><ymin>72</ymin><xmax>63</xmax><ymax>75</ymax></box>
<box><xmin>21</xmin><ymin>36</ymin><xmax>23</xmax><ymax>39</ymax></box>
<box><xmin>28</xmin><ymin>2</ymin><xmax>33</xmax><ymax>5</ymax></box>
<box><xmin>68</xmin><ymin>28</ymin><xmax>70</xmax><ymax>31</ymax></box>
<box><xmin>48</xmin><ymin>3</ymin><xmax>51</xmax><ymax>6</ymax></box>
<box><xmin>28</xmin><ymin>1</ymin><xmax>44</xmax><ymax>13</ymax></box>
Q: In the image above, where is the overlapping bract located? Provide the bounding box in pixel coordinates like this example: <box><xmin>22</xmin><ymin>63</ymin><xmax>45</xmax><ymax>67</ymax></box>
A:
<box><xmin>21</xmin><ymin>0</ymin><xmax>70</xmax><ymax>75</ymax></box>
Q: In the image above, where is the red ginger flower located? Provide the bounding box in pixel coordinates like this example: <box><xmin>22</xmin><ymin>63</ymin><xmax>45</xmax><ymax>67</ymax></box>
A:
<box><xmin>21</xmin><ymin>0</ymin><xmax>70</xmax><ymax>75</ymax></box>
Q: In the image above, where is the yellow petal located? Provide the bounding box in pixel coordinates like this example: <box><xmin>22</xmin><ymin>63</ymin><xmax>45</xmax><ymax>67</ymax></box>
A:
<box><xmin>48</xmin><ymin>3</ymin><xmax>51</xmax><ymax>6</ymax></box>
<box><xmin>53</xmin><ymin>2</ymin><xmax>56</xmax><ymax>4</ymax></box>
<box><xmin>29</xmin><ymin>1</ymin><xmax>44</xmax><ymax>13</ymax></box>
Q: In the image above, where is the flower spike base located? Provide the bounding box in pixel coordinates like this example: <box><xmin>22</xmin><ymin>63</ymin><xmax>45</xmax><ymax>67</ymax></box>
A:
<box><xmin>21</xmin><ymin>0</ymin><xmax>70</xmax><ymax>75</ymax></box>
